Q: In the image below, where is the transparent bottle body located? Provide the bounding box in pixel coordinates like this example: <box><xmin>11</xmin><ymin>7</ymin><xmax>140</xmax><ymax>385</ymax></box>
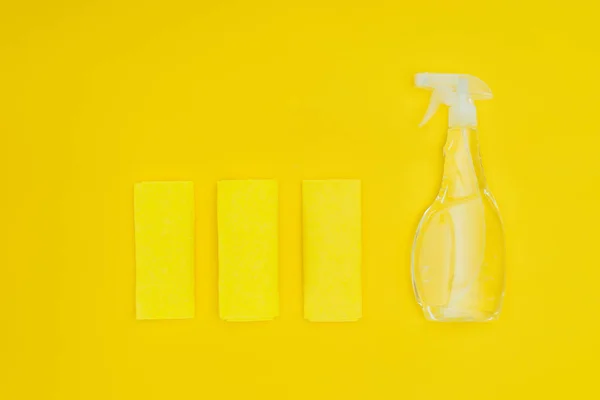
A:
<box><xmin>411</xmin><ymin>127</ymin><xmax>505</xmax><ymax>322</ymax></box>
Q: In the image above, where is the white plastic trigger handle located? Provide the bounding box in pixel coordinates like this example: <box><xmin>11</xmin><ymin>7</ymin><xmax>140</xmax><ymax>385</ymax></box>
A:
<box><xmin>419</xmin><ymin>86</ymin><xmax>453</xmax><ymax>127</ymax></box>
<box><xmin>415</xmin><ymin>73</ymin><xmax>492</xmax><ymax>128</ymax></box>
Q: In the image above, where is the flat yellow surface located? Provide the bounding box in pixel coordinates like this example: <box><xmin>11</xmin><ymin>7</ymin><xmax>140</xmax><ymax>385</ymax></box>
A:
<box><xmin>218</xmin><ymin>180</ymin><xmax>279</xmax><ymax>321</ymax></box>
<box><xmin>303</xmin><ymin>180</ymin><xmax>362</xmax><ymax>321</ymax></box>
<box><xmin>2</xmin><ymin>1</ymin><xmax>600</xmax><ymax>399</ymax></box>
<box><xmin>134</xmin><ymin>182</ymin><xmax>195</xmax><ymax>320</ymax></box>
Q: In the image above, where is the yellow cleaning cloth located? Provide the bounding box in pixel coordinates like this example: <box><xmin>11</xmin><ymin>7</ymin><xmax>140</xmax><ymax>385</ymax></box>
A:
<box><xmin>303</xmin><ymin>180</ymin><xmax>362</xmax><ymax>322</ymax></box>
<box><xmin>217</xmin><ymin>180</ymin><xmax>279</xmax><ymax>321</ymax></box>
<box><xmin>134</xmin><ymin>182</ymin><xmax>195</xmax><ymax>320</ymax></box>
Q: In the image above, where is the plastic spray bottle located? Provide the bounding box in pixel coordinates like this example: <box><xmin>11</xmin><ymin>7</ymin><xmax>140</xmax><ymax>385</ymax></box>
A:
<box><xmin>411</xmin><ymin>73</ymin><xmax>505</xmax><ymax>322</ymax></box>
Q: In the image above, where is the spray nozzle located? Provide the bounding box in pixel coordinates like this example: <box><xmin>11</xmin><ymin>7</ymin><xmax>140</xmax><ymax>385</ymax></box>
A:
<box><xmin>415</xmin><ymin>73</ymin><xmax>492</xmax><ymax>128</ymax></box>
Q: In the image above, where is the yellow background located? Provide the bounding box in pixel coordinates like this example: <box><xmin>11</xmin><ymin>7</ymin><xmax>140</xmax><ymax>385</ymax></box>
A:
<box><xmin>2</xmin><ymin>1</ymin><xmax>599</xmax><ymax>399</ymax></box>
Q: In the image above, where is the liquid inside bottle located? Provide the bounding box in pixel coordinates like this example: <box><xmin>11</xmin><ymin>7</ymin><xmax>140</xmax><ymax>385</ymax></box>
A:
<box><xmin>411</xmin><ymin>127</ymin><xmax>505</xmax><ymax>321</ymax></box>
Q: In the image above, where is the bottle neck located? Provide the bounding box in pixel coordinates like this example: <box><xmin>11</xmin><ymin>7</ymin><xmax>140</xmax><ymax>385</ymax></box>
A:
<box><xmin>439</xmin><ymin>127</ymin><xmax>487</xmax><ymax>200</ymax></box>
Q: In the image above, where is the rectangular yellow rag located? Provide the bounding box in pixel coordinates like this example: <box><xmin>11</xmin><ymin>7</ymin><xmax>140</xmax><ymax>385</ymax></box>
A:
<box><xmin>303</xmin><ymin>180</ymin><xmax>362</xmax><ymax>322</ymax></box>
<box><xmin>218</xmin><ymin>180</ymin><xmax>279</xmax><ymax>321</ymax></box>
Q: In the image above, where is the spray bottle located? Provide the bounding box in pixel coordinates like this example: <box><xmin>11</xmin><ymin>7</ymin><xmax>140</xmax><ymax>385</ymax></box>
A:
<box><xmin>411</xmin><ymin>73</ymin><xmax>505</xmax><ymax>322</ymax></box>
